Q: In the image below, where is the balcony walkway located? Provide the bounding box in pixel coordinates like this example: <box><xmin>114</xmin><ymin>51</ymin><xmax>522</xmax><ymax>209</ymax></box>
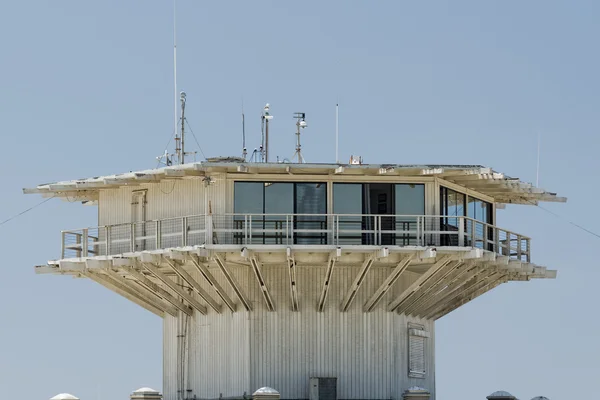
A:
<box><xmin>59</xmin><ymin>213</ymin><xmax>531</xmax><ymax>262</ymax></box>
<box><xmin>35</xmin><ymin>213</ymin><xmax>556</xmax><ymax>320</ymax></box>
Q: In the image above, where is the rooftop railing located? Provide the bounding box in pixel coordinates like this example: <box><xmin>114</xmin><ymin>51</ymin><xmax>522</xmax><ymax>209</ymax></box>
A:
<box><xmin>61</xmin><ymin>213</ymin><xmax>530</xmax><ymax>262</ymax></box>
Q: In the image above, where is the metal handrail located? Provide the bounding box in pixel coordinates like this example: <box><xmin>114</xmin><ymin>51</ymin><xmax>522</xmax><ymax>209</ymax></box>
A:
<box><xmin>60</xmin><ymin>213</ymin><xmax>531</xmax><ymax>262</ymax></box>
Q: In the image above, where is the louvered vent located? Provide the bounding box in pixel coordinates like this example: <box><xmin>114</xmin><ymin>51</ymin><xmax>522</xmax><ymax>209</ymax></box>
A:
<box><xmin>309</xmin><ymin>377</ymin><xmax>337</xmax><ymax>400</ymax></box>
<box><xmin>408</xmin><ymin>324</ymin><xmax>430</xmax><ymax>378</ymax></box>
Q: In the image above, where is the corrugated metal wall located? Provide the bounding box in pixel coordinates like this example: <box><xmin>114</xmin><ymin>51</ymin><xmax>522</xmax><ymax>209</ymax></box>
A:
<box><xmin>99</xmin><ymin>179</ymin><xmax>207</xmax><ymax>226</ymax></box>
<box><xmin>163</xmin><ymin>261</ymin><xmax>436</xmax><ymax>400</ymax></box>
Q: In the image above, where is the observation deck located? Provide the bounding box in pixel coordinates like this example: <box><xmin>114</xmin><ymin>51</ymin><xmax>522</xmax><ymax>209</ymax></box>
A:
<box><xmin>38</xmin><ymin>211</ymin><xmax>553</xmax><ymax>321</ymax></box>
<box><xmin>58</xmin><ymin>213</ymin><xmax>531</xmax><ymax>261</ymax></box>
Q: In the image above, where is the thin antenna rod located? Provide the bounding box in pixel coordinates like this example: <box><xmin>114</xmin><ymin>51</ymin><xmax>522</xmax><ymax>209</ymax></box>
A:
<box><xmin>173</xmin><ymin>0</ymin><xmax>178</xmax><ymax>151</ymax></box>
<box><xmin>180</xmin><ymin>92</ymin><xmax>186</xmax><ymax>164</ymax></box>
<box><xmin>536</xmin><ymin>131</ymin><xmax>541</xmax><ymax>187</ymax></box>
<box><xmin>242</xmin><ymin>98</ymin><xmax>247</xmax><ymax>159</ymax></box>
<box><xmin>335</xmin><ymin>102</ymin><xmax>339</xmax><ymax>163</ymax></box>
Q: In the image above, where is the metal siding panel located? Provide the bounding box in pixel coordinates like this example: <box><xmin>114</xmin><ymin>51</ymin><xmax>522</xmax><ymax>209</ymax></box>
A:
<box><xmin>98</xmin><ymin>179</ymin><xmax>206</xmax><ymax>227</ymax></box>
<box><xmin>163</xmin><ymin>314</ymin><xmax>178</xmax><ymax>400</ymax></box>
<box><xmin>162</xmin><ymin>259</ymin><xmax>436</xmax><ymax>400</ymax></box>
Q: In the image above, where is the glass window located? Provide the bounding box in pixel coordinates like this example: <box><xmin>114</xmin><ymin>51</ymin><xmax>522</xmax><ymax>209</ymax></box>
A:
<box><xmin>333</xmin><ymin>183</ymin><xmax>363</xmax><ymax>245</ymax></box>
<box><xmin>234</xmin><ymin>182</ymin><xmax>264</xmax><ymax>214</ymax></box>
<box><xmin>468</xmin><ymin>197</ymin><xmax>491</xmax><ymax>224</ymax></box>
<box><xmin>440</xmin><ymin>187</ymin><xmax>466</xmax><ymax>246</ymax></box>
<box><xmin>395</xmin><ymin>184</ymin><xmax>425</xmax><ymax>246</ymax></box>
<box><xmin>295</xmin><ymin>183</ymin><xmax>327</xmax><ymax>244</ymax></box>
<box><xmin>264</xmin><ymin>182</ymin><xmax>294</xmax><ymax>214</ymax></box>
<box><xmin>395</xmin><ymin>184</ymin><xmax>425</xmax><ymax>215</ymax></box>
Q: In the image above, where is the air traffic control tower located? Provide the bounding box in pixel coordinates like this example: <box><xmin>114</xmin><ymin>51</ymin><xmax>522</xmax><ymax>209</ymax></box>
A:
<box><xmin>27</xmin><ymin>158</ymin><xmax>565</xmax><ymax>399</ymax></box>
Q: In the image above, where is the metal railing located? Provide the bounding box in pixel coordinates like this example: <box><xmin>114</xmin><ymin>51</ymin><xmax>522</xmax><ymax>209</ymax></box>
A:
<box><xmin>61</xmin><ymin>214</ymin><xmax>530</xmax><ymax>262</ymax></box>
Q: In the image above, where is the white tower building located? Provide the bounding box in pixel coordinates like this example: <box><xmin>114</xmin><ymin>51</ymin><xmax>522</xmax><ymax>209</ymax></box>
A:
<box><xmin>27</xmin><ymin>160</ymin><xmax>564</xmax><ymax>399</ymax></box>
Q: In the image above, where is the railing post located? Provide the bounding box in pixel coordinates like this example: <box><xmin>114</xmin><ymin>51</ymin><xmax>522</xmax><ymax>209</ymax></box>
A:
<box><xmin>75</xmin><ymin>233</ymin><xmax>81</xmax><ymax>258</ymax></box>
<box><xmin>182</xmin><ymin>217</ymin><xmax>188</xmax><ymax>247</ymax></box>
<box><xmin>206</xmin><ymin>214</ymin><xmax>213</xmax><ymax>245</ymax></box>
<box><xmin>131</xmin><ymin>223</ymin><xmax>136</xmax><ymax>252</ymax></box>
<box><xmin>458</xmin><ymin>217</ymin><xmax>464</xmax><ymax>247</ymax></box>
<box><xmin>61</xmin><ymin>231</ymin><xmax>66</xmax><ymax>259</ymax></box>
<box><xmin>156</xmin><ymin>220</ymin><xmax>161</xmax><ymax>249</ymax></box>
<box><xmin>470</xmin><ymin>219</ymin><xmax>475</xmax><ymax>248</ymax></box>
<box><xmin>483</xmin><ymin>223</ymin><xmax>488</xmax><ymax>251</ymax></box>
<box><xmin>517</xmin><ymin>234</ymin><xmax>523</xmax><ymax>261</ymax></box>
<box><xmin>526</xmin><ymin>238</ymin><xmax>531</xmax><ymax>262</ymax></box>
<box><xmin>82</xmin><ymin>229</ymin><xmax>88</xmax><ymax>257</ymax></box>
<box><xmin>106</xmin><ymin>226</ymin><xmax>111</xmax><ymax>256</ymax></box>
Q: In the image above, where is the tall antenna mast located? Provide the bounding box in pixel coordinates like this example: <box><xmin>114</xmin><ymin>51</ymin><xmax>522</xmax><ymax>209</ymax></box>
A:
<box><xmin>241</xmin><ymin>99</ymin><xmax>247</xmax><ymax>160</ymax></box>
<box><xmin>261</xmin><ymin>103</ymin><xmax>273</xmax><ymax>162</ymax></box>
<box><xmin>335</xmin><ymin>103</ymin><xmax>339</xmax><ymax>163</ymax></box>
<box><xmin>292</xmin><ymin>112</ymin><xmax>307</xmax><ymax>163</ymax></box>
<box><xmin>173</xmin><ymin>0</ymin><xmax>178</xmax><ymax>156</ymax></box>
<box><xmin>179</xmin><ymin>91</ymin><xmax>186</xmax><ymax>164</ymax></box>
<box><xmin>536</xmin><ymin>131</ymin><xmax>541</xmax><ymax>187</ymax></box>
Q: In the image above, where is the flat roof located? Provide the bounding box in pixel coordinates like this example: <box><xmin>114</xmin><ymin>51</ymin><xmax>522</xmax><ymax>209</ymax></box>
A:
<box><xmin>23</xmin><ymin>161</ymin><xmax>566</xmax><ymax>205</ymax></box>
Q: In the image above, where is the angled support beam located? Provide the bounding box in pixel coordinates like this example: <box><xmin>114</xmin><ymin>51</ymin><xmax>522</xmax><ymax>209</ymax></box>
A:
<box><xmin>399</xmin><ymin>260</ymin><xmax>465</xmax><ymax>315</ymax></box>
<box><xmin>317</xmin><ymin>249</ymin><xmax>340</xmax><ymax>312</ymax></box>
<box><xmin>248</xmin><ymin>254</ymin><xmax>275</xmax><ymax>312</ymax></box>
<box><xmin>162</xmin><ymin>256</ymin><xmax>222</xmax><ymax>313</ymax></box>
<box><xmin>430</xmin><ymin>272</ymin><xmax>508</xmax><ymax>320</ymax></box>
<box><xmin>416</xmin><ymin>265</ymin><xmax>486</xmax><ymax>317</ymax></box>
<box><xmin>85</xmin><ymin>270</ymin><xmax>164</xmax><ymax>318</ymax></box>
<box><xmin>126</xmin><ymin>267</ymin><xmax>193</xmax><ymax>316</ymax></box>
<box><xmin>188</xmin><ymin>255</ymin><xmax>236</xmax><ymax>312</ymax></box>
<box><xmin>387</xmin><ymin>255</ymin><xmax>453</xmax><ymax>312</ymax></box>
<box><xmin>213</xmin><ymin>253</ymin><xmax>252</xmax><ymax>311</ymax></box>
<box><xmin>141</xmin><ymin>261</ymin><xmax>207</xmax><ymax>315</ymax></box>
<box><xmin>287</xmin><ymin>248</ymin><xmax>299</xmax><ymax>312</ymax></box>
<box><xmin>420</xmin><ymin>267</ymin><xmax>496</xmax><ymax>318</ymax></box>
<box><xmin>404</xmin><ymin>261</ymin><xmax>473</xmax><ymax>316</ymax></box>
<box><xmin>364</xmin><ymin>255</ymin><xmax>414</xmax><ymax>312</ymax></box>
<box><xmin>340</xmin><ymin>254</ymin><xmax>376</xmax><ymax>312</ymax></box>
<box><xmin>104</xmin><ymin>268</ymin><xmax>180</xmax><ymax>317</ymax></box>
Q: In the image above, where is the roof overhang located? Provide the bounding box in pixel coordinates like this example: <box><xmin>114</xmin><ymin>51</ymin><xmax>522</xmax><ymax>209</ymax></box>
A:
<box><xmin>23</xmin><ymin>161</ymin><xmax>566</xmax><ymax>205</ymax></box>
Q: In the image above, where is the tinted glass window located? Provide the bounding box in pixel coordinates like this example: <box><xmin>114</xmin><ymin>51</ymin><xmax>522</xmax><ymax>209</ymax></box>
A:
<box><xmin>264</xmin><ymin>183</ymin><xmax>294</xmax><ymax>214</ymax></box>
<box><xmin>395</xmin><ymin>184</ymin><xmax>425</xmax><ymax>215</ymax></box>
<box><xmin>234</xmin><ymin>182</ymin><xmax>263</xmax><ymax>214</ymax></box>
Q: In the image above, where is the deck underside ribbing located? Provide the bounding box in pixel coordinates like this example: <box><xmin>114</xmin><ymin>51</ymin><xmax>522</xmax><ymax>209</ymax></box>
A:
<box><xmin>36</xmin><ymin>245</ymin><xmax>555</xmax><ymax>320</ymax></box>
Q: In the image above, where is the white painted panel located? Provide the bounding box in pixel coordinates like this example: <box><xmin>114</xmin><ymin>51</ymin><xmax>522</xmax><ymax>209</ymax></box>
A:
<box><xmin>162</xmin><ymin>260</ymin><xmax>436</xmax><ymax>400</ymax></box>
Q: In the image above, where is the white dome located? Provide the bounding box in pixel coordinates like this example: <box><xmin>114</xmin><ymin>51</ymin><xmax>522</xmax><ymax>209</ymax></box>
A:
<box><xmin>253</xmin><ymin>387</ymin><xmax>280</xmax><ymax>395</ymax></box>
<box><xmin>488</xmin><ymin>391</ymin><xmax>515</xmax><ymax>398</ymax></box>
<box><xmin>406</xmin><ymin>386</ymin><xmax>429</xmax><ymax>393</ymax></box>
<box><xmin>50</xmin><ymin>394</ymin><xmax>80</xmax><ymax>400</ymax></box>
<box><xmin>133</xmin><ymin>387</ymin><xmax>159</xmax><ymax>394</ymax></box>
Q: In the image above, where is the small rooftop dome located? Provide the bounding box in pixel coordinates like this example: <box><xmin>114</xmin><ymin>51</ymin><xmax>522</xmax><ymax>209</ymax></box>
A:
<box><xmin>130</xmin><ymin>387</ymin><xmax>162</xmax><ymax>400</ymax></box>
<box><xmin>253</xmin><ymin>387</ymin><xmax>279</xmax><ymax>395</ymax></box>
<box><xmin>405</xmin><ymin>387</ymin><xmax>429</xmax><ymax>393</ymax></box>
<box><xmin>50</xmin><ymin>394</ymin><xmax>79</xmax><ymax>400</ymax></box>
<box><xmin>531</xmin><ymin>397</ymin><xmax>550</xmax><ymax>400</ymax></box>
<box><xmin>133</xmin><ymin>388</ymin><xmax>159</xmax><ymax>393</ymax></box>
<box><xmin>487</xmin><ymin>391</ymin><xmax>516</xmax><ymax>399</ymax></box>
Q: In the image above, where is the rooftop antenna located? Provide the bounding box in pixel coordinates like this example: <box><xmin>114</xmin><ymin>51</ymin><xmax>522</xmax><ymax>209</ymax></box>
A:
<box><xmin>292</xmin><ymin>112</ymin><xmax>307</xmax><ymax>163</ymax></box>
<box><xmin>335</xmin><ymin>102</ymin><xmax>339</xmax><ymax>163</ymax></box>
<box><xmin>173</xmin><ymin>0</ymin><xmax>178</xmax><ymax>162</ymax></box>
<box><xmin>242</xmin><ymin>99</ymin><xmax>247</xmax><ymax>160</ymax></box>
<box><xmin>536</xmin><ymin>131</ymin><xmax>541</xmax><ymax>187</ymax></box>
<box><xmin>261</xmin><ymin>103</ymin><xmax>273</xmax><ymax>162</ymax></box>
<box><xmin>179</xmin><ymin>91</ymin><xmax>186</xmax><ymax>164</ymax></box>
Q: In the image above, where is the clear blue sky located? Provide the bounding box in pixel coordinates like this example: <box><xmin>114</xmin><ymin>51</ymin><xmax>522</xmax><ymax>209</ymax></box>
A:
<box><xmin>1</xmin><ymin>1</ymin><xmax>598</xmax><ymax>399</ymax></box>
